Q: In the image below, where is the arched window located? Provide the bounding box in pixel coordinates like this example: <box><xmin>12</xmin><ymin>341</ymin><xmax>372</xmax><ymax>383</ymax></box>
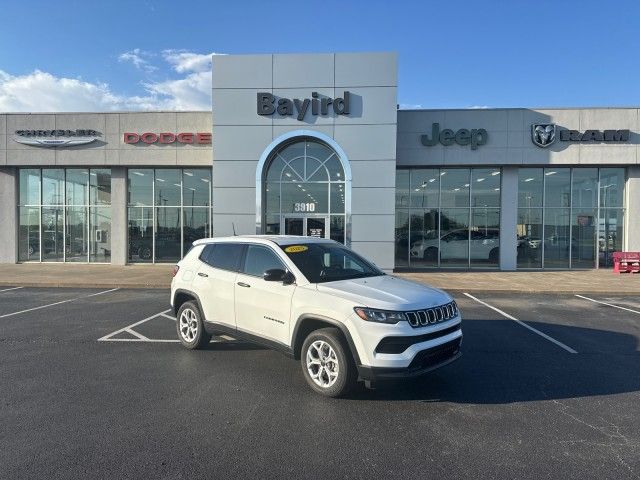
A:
<box><xmin>262</xmin><ymin>137</ymin><xmax>347</xmax><ymax>243</ymax></box>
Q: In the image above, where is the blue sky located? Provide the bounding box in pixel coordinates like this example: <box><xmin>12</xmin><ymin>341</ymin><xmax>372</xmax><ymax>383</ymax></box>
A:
<box><xmin>1</xmin><ymin>0</ymin><xmax>639</xmax><ymax>111</ymax></box>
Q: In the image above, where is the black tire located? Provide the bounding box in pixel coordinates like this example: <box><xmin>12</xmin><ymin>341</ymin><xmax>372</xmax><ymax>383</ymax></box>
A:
<box><xmin>424</xmin><ymin>247</ymin><xmax>438</xmax><ymax>261</ymax></box>
<box><xmin>489</xmin><ymin>247</ymin><xmax>499</xmax><ymax>262</ymax></box>
<box><xmin>176</xmin><ymin>301</ymin><xmax>211</xmax><ymax>349</ymax></box>
<box><xmin>300</xmin><ymin>327</ymin><xmax>356</xmax><ymax>398</ymax></box>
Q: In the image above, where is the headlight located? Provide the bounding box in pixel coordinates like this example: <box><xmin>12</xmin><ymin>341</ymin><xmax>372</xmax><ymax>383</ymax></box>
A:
<box><xmin>354</xmin><ymin>307</ymin><xmax>407</xmax><ymax>324</ymax></box>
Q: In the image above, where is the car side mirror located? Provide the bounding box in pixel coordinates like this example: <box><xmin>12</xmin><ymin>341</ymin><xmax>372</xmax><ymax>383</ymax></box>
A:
<box><xmin>263</xmin><ymin>268</ymin><xmax>286</xmax><ymax>281</ymax></box>
<box><xmin>263</xmin><ymin>268</ymin><xmax>295</xmax><ymax>285</ymax></box>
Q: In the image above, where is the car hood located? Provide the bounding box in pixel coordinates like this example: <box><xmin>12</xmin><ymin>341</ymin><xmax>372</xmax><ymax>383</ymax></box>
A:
<box><xmin>315</xmin><ymin>275</ymin><xmax>452</xmax><ymax>310</ymax></box>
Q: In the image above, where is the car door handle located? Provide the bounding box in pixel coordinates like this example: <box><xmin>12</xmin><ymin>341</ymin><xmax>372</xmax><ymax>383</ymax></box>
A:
<box><xmin>237</xmin><ymin>282</ymin><xmax>250</xmax><ymax>288</ymax></box>
<box><xmin>198</xmin><ymin>272</ymin><xmax>208</xmax><ymax>277</ymax></box>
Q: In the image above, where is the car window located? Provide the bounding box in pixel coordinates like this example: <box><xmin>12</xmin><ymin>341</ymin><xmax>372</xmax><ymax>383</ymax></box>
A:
<box><xmin>200</xmin><ymin>243</ymin><xmax>243</xmax><ymax>272</ymax></box>
<box><xmin>242</xmin><ymin>245</ymin><xmax>285</xmax><ymax>277</ymax></box>
<box><xmin>280</xmin><ymin>243</ymin><xmax>383</xmax><ymax>284</ymax></box>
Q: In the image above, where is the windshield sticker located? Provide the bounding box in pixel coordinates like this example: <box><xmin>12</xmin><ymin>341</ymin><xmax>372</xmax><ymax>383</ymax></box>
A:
<box><xmin>284</xmin><ymin>245</ymin><xmax>308</xmax><ymax>253</ymax></box>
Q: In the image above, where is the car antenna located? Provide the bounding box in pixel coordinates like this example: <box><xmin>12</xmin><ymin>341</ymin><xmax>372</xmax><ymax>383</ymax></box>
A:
<box><xmin>232</xmin><ymin>222</ymin><xmax>237</xmax><ymax>236</ymax></box>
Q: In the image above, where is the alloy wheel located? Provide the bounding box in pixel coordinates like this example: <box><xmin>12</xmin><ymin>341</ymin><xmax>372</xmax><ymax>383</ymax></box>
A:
<box><xmin>306</xmin><ymin>340</ymin><xmax>340</xmax><ymax>388</ymax></box>
<box><xmin>179</xmin><ymin>308</ymin><xmax>199</xmax><ymax>343</ymax></box>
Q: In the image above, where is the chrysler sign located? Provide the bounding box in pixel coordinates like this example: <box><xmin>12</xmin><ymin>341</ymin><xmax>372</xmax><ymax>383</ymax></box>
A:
<box><xmin>13</xmin><ymin>129</ymin><xmax>100</xmax><ymax>147</ymax></box>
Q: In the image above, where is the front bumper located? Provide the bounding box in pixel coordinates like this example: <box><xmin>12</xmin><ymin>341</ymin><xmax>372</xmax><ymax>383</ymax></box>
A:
<box><xmin>357</xmin><ymin>337</ymin><xmax>462</xmax><ymax>381</ymax></box>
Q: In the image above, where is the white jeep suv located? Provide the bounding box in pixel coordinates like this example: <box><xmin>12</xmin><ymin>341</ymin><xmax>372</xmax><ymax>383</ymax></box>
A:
<box><xmin>170</xmin><ymin>236</ymin><xmax>462</xmax><ymax>397</ymax></box>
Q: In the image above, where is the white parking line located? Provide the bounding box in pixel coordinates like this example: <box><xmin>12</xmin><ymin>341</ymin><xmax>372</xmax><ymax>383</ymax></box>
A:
<box><xmin>0</xmin><ymin>288</ymin><xmax>119</xmax><ymax>319</ymax></box>
<box><xmin>98</xmin><ymin>309</ymin><xmax>172</xmax><ymax>341</ymax></box>
<box><xmin>0</xmin><ymin>286</ymin><xmax>24</xmax><ymax>293</ymax></box>
<box><xmin>575</xmin><ymin>294</ymin><xmax>640</xmax><ymax>315</ymax></box>
<box><xmin>99</xmin><ymin>309</ymin><xmax>238</xmax><ymax>343</ymax></box>
<box><xmin>463</xmin><ymin>292</ymin><xmax>578</xmax><ymax>354</ymax></box>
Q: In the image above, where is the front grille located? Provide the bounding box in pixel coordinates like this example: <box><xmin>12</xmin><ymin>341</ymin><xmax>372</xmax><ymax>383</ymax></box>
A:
<box><xmin>375</xmin><ymin>325</ymin><xmax>461</xmax><ymax>354</ymax></box>
<box><xmin>407</xmin><ymin>338</ymin><xmax>461</xmax><ymax>371</ymax></box>
<box><xmin>406</xmin><ymin>301</ymin><xmax>458</xmax><ymax>328</ymax></box>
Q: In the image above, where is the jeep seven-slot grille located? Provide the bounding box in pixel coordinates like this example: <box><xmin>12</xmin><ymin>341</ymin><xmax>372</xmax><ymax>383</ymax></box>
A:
<box><xmin>405</xmin><ymin>301</ymin><xmax>458</xmax><ymax>328</ymax></box>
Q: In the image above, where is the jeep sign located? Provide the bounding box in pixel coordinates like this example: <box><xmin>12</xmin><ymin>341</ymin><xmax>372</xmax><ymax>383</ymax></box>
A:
<box><xmin>421</xmin><ymin>123</ymin><xmax>488</xmax><ymax>150</ymax></box>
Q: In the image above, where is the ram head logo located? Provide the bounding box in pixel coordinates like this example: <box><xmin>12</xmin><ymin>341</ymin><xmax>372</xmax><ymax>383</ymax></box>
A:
<box><xmin>531</xmin><ymin>124</ymin><xmax>556</xmax><ymax>148</ymax></box>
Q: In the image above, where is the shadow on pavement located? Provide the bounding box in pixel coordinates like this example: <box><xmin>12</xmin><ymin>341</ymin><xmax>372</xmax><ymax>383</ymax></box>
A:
<box><xmin>347</xmin><ymin>319</ymin><xmax>639</xmax><ymax>403</ymax></box>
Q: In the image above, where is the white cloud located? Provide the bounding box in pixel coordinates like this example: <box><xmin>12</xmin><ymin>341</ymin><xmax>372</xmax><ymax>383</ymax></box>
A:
<box><xmin>118</xmin><ymin>48</ymin><xmax>157</xmax><ymax>73</ymax></box>
<box><xmin>162</xmin><ymin>50</ymin><xmax>223</xmax><ymax>73</ymax></box>
<box><xmin>468</xmin><ymin>105</ymin><xmax>490</xmax><ymax>109</ymax></box>
<box><xmin>0</xmin><ymin>50</ymin><xmax>222</xmax><ymax>112</ymax></box>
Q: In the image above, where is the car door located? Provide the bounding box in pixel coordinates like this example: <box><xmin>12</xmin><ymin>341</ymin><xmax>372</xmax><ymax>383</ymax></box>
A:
<box><xmin>234</xmin><ymin>244</ymin><xmax>296</xmax><ymax>345</ymax></box>
<box><xmin>191</xmin><ymin>243</ymin><xmax>243</xmax><ymax>329</ymax></box>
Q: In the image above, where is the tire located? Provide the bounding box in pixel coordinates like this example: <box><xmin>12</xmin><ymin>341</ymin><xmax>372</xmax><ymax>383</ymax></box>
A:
<box><xmin>176</xmin><ymin>301</ymin><xmax>211</xmax><ymax>349</ymax></box>
<box><xmin>300</xmin><ymin>327</ymin><xmax>356</xmax><ymax>398</ymax></box>
<box><xmin>489</xmin><ymin>247</ymin><xmax>499</xmax><ymax>263</ymax></box>
<box><xmin>424</xmin><ymin>247</ymin><xmax>438</xmax><ymax>262</ymax></box>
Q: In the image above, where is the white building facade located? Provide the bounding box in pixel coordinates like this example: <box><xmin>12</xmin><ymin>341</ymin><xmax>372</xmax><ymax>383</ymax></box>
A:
<box><xmin>1</xmin><ymin>52</ymin><xmax>639</xmax><ymax>271</ymax></box>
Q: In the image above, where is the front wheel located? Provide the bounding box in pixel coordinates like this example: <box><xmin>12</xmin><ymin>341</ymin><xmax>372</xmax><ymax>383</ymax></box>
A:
<box><xmin>301</xmin><ymin>328</ymin><xmax>356</xmax><ymax>398</ymax></box>
<box><xmin>176</xmin><ymin>301</ymin><xmax>211</xmax><ymax>349</ymax></box>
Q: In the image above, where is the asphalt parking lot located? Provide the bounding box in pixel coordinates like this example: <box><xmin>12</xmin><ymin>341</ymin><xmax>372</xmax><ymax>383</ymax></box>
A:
<box><xmin>1</xmin><ymin>286</ymin><xmax>639</xmax><ymax>479</ymax></box>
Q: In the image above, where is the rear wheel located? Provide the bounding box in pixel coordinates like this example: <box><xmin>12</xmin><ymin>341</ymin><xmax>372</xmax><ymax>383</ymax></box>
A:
<box><xmin>176</xmin><ymin>301</ymin><xmax>211</xmax><ymax>349</ymax></box>
<box><xmin>301</xmin><ymin>328</ymin><xmax>356</xmax><ymax>398</ymax></box>
<box><xmin>424</xmin><ymin>247</ymin><xmax>438</xmax><ymax>261</ymax></box>
<box><xmin>489</xmin><ymin>247</ymin><xmax>499</xmax><ymax>263</ymax></box>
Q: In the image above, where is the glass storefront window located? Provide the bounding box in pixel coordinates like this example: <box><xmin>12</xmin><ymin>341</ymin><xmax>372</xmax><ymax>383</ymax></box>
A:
<box><xmin>395</xmin><ymin>168</ymin><xmax>501</xmax><ymax>269</ymax></box>
<box><xmin>518</xmin><ymin>168</ymin><xmax>543</xmax><ymax>208</ymax></box>
<box><xmin>440</xmin><ymin>169</ymin><xmax>470</xmax><ymax>208</ymax></box>
<box><xmin>600</xmin><ymin>168</ymin><xmax>625</xmax><ymax>208</ymax></box>
<box><xmin>18</xmin><ymin>169</ymin><xmax>112</xmax><ymax>263</ymax></box>
<box><xmin>395</xmin><ymin>170</ymin><xmax>410</xmax><ymax>208</ymax></box>
<box><xmin>544</xmin><ymin>168</ymin><xmax>571</xmax><ymax>207</ymax></box>
<box><xmin>470</xmin><ymin>208</ymin><xmax>500</xmax><ymax>267</ymax></box>
<box><xmin>516</xmin><ymin>167</ymin><xmax>625</xmax><ymax>269</ymax></box>
<box><xmin>90</xmin><ymin>207</ymin><xmax>111</xmax><ymax>263</ymax></box>
<box><xmin>65</xmin><ymin>206</ymin><xmax>88</xmax><ymax>262</ymax></box>
<box><xmin>127</xmin><ymin>169</ymin><xmax>212</xmax><ymax>263</ymax></box>
<box><xmin>543</xmin><ymin>208</ymin><xmax>571</xmax><ymax>268</ymax></box>
<box><xmin>91</xmin><ymin>169</ymin><xmax>112</xmax><ymax>205</ymax></box>
<box><xmin>517</xmin><ymin>208</ymin><xmax>543</xmax><ymax>268</ymax></box>
<box><xmin>439</xmin><ymin>209</ymin><xmax>470</xmax><ymax>267</ymax></box>
<box><xmin>128</xmin><ymin>169</ymin><xmax>153</xmax><ymax>206</ymax></box>
<box><xmin>471</xmin><ymin>169</ymin><xmax>501</xmax><ymax>208</ymax></box>
<box><xmin>18</xmin><ymin>206</ymin><xmax>40</xmax><ymax>261</ymax></box>
<box><xmin>410</xmin><ymin>169</ymin><xmax>439</xmax><ymax>208</ymax></box>
<box><xmin>19</xmin><ymin>169</ymin><xmax>40</xmax><ymax>206</ymax></box>
<box><xmin>42</xmin><ymin>169</ymin><xmax>64</xmax><ymax>206</ymax></box>
<box><xmin>394</xmin><ymin>210</ymin><xmax>409</xmax><ymax>267</ymax></box>
<box><xmin>572</xmin><ymin>168</ymin><xmax>598</xmax><ymax>208</ymax></box>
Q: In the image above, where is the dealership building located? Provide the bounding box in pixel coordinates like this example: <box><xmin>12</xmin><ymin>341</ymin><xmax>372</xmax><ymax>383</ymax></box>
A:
<box><xmin>1</xmin><ymin>51</ymin><xmax>639</xmax><ymax>271</ymax></box>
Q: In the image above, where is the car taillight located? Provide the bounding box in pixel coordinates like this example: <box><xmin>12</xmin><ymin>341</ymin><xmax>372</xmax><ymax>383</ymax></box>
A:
<box><xmin>172</xmin><ymin>265</ymin><xmax>180</xmax><ymax>277</ymax></box>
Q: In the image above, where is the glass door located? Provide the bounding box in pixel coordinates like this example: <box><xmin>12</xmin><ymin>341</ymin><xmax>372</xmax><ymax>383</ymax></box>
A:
<box><xmin>282</xmin><ymin>216</ymin><xmax>329</xmax><ymax>239</ymax></box>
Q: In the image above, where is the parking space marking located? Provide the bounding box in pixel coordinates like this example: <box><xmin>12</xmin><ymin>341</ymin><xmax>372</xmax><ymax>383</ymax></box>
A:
<box><xmin>125</xmin><ymin>328</ymin><xmax>150</xmax><ymax>341</ymax></box>
<box><xmin>0</xmin><ymin>288</ymin><xmax>119</xmax><ymax>319</ymax></box>
<box><xmin>99</xmin><ymin>309</ymin><xmax>240</xmax><ymax>344</ymax></box>
<box><xmin>575</xmin><ymin>294</ymin><xmax>640</xmax><ymax>315</ymax></box>
<box><xmin>463</xmin><ymin>292</ymin><xmax>578</xmax><ymax>354</ymax></box>
<box><xmin>98</xmin><ymin>309</ymin><xmax>172</xmax><ymax>342</ymax></box>
<box><xmin>0</xmin><ymin>286</ymin><xmax>23</xmax><ymax>293</ymax></box>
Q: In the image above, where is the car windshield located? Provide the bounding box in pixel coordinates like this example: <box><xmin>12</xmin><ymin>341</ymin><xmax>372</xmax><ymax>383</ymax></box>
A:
<box><xmin>279</xmin><ymin>243</ymin><xmax>384</xmax><ymax>284</ymax></box>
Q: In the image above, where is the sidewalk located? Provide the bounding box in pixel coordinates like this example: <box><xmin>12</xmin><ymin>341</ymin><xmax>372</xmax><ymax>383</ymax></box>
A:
<box><xmin>0</xmin><ymin>263</ymin><xmax>638</xmax><ymax>294</ymax></box>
